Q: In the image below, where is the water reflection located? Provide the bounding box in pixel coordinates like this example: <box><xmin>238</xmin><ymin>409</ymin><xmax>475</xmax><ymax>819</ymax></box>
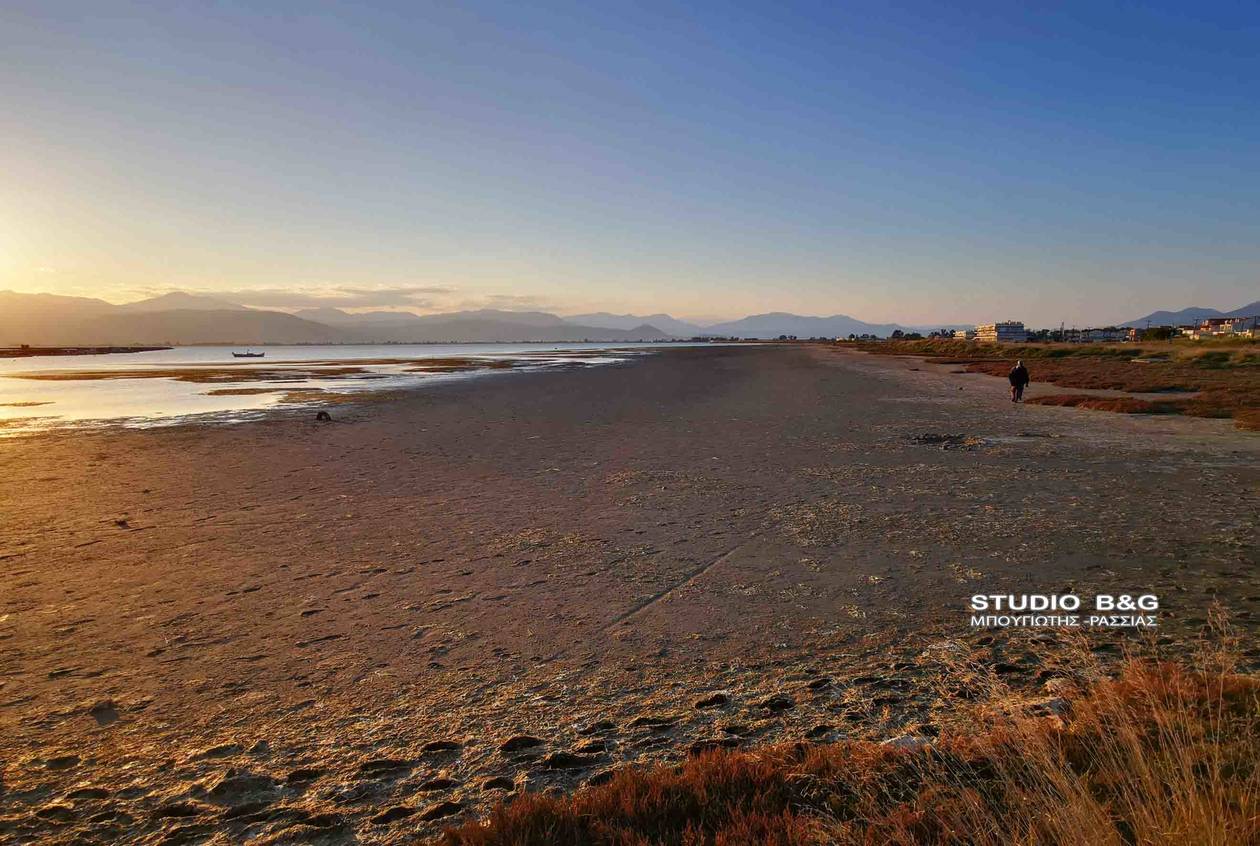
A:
<box><xmin>0</xmin><ymin>343</ymin><xmax>657</xmax><ymax>435</ymax></box>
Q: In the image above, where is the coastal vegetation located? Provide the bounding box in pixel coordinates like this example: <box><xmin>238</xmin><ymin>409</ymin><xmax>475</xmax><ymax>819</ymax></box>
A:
<box><xmin>442</xmin><ymin>642</ymin><xmax>1259</xmax><ymax>845</ymax></box>
<box><xmin>856</xmin><ymin>338</ymin><xmax>1260</xmax><ymax>430</ymax></box>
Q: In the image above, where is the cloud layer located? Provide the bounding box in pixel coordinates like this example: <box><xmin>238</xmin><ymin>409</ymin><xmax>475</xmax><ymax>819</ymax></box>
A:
<box><xmin>156</xmin><ymin>286</ymin><xmax>455</xmax><ymax>311</ymax></box>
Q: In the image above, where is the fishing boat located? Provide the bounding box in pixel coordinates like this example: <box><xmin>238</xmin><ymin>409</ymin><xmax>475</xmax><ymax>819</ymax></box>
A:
<box><xmin>232</xmin><ymin>350</ymin><xmax>265</xmax><ymax>358</ymax></box>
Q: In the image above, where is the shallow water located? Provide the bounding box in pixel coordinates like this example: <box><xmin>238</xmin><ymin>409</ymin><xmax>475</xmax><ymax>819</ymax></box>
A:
<box><xmin>0</xmin><ymin>342</ymin><xmax>667</xmax><ymax>434</ymax></box>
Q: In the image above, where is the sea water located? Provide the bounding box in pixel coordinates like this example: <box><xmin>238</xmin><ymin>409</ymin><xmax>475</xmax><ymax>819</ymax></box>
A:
<box><xmin>0</xmin><ymin>342</ymin><xmax>672</xmax><ymax>434</ymax></box>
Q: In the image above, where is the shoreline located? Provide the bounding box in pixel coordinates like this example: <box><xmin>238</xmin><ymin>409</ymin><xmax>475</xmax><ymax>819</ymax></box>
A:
<box><xmin>0</xmin><ymin>345</ymin><xmax>172</xmax><ymax>358</ymax></box>
<box><xmin>2</xmin><ymin>345</ymin><xmax>1256</xmax><ymax>844</ymax></box>
<box><xmin>0</xmin><ymin>346</ymin><xmax>657</xmax><ymax>438</ymax></box>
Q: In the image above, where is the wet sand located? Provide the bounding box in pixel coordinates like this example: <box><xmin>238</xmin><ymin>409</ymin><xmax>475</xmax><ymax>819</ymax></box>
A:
<box><xmin>1</xmin><ymin>344</ymin><xmax>1257</xmax><ymax>844</ymax></box>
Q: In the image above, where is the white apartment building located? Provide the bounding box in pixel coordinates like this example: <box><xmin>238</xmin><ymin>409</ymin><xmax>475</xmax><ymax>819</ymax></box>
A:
<box><xmin>974</xmin><ymin>321</ymin><xmax>1027</xmax><ymax>343</ymax></box>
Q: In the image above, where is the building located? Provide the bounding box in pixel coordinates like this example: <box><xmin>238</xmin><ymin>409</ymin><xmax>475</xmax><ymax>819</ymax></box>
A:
<box><xmin>1079</xmin><ymin>327</ymin><xmax>1129</xmax><ymax>343</ymax></box>
<box><xmin>1180</xmin><ymin>316</ymin><xmax>1258</xmax><ymax>340</ymax></box>
<box><xmin>952</xmin><ymin>328</ymin><xmax>976</xmax><ymax>341</ymax></box>
<box><xmin>974</xmin><ymin>321</ymin><xmax>1026</xmax><ymax>343</ymax></box>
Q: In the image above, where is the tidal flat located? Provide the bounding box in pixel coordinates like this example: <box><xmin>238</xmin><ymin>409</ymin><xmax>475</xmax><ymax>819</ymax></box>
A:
<box><xmin>1</xmin><ymin>345</ymin><xmax>1256</xmax><ymax>844</ymax></box>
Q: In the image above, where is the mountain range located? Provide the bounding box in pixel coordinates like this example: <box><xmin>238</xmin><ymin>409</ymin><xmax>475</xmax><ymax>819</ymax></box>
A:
<box><xmin>0</xmin><ymin>292</ymin><xmax>675</xmax><ymax>346</ymax></box>
<box><xmin>2</xmin><ymin>289</ymin><xmax>1256</xmax><ymax>346</ymax></box>
<box><xmin>0</xmin><ymin>291</ymin><xmax>931</xmax><ymax>346</ymax></box>
<box><xmin>1120</xmin><ymin>300</ymin><xmax>1260</xmax><ymax>328</ymax></box>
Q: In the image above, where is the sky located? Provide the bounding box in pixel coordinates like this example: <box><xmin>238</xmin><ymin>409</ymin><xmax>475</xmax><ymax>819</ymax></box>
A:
<box><xmin>2</xmin><ymin>1</ymin><xmax>1258</xmax><ymax>326</ymax></box>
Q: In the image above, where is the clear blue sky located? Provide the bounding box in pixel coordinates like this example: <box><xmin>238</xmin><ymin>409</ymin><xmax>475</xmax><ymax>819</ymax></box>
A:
<box><xmin>3</xmin><ymin>1</ymin><xmax>1258</xmax><ymax>325</ymax></box>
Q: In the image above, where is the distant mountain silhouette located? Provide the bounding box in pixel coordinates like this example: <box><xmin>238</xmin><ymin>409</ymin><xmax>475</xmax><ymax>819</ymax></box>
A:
<box><xmin>0</xmin><ymin>291</ymin><xmax>674</xmax><ymax>345</ymax></box>
<box><xmin>293</xmin><ymin>307</ymin><xmax>421</xmax><ymax>325</ymax></box>
<box><xmin>701</xmin><ymin>312</ymin><xmax>903</xmax><ymax>338</ymax></box>
<box><xmin>335</xmin><ymin>317</ymin><xmax>671</xmax><ymax>343</ymax></box>
<box><xmin>567</xmin><ymin>312</ymin><xmax>705</xmax><ymax>336</ymax></box>
<box><xmin>0</xmin><ymin>291</ymin><xmax>116</xmax><ymax>345</ymax></box>
<box><xmin>15</xmin><ymin>288</ymin><xmax>1255</xmax><ymax>346</ymax></box>
<box><xmin>119</xmin><ymin>292</ymin><xmax>250</xmax><ymax>312</ymax></box>
<box><xmin>1122</xmin><ymin>300</ymin><xmax>1260</xmax><ymax>328</ymax></box>
<box><xmin>83</xmin><ymin>309</ymin><xmax>346</xmax><ymax>345</ymax></box>
<box><xmin>0</xmin><ymin>292</ymin><xmax>344</xmax><ymax>345</ymax></box>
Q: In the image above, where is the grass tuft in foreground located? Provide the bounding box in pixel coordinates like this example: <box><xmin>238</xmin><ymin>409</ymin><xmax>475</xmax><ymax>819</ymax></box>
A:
<box><xmin>440</xmin><ymin>643</ymin><xmax>1259</xmax><ymax>845</ymax></box>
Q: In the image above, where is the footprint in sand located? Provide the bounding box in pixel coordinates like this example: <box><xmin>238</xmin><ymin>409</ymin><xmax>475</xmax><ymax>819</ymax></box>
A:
<box><xmin>357</xmin><ymin>758</ymin><xmax>413</xmax><ymax>778</ymax></box>
<box><xmin>88</xmin><ymin>699</ymin><xmax>119</xmax><ymax>726</ymax></box>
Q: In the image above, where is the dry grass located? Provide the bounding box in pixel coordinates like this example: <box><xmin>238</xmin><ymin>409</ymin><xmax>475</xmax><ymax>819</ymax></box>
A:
<box><xmin>1028</xmin><ymin>394</ymin><xmax>1181</xmax><ymax>414</ymax></box>
<box><xmin>440</xmin><ymin>639</ymin><xmax>1259</xmax><ymax>846</ymax></box>
<box><xmin>856</xmin><ymin>339</ymin><xmax>1260</xmax><ymax>429</ymax></box>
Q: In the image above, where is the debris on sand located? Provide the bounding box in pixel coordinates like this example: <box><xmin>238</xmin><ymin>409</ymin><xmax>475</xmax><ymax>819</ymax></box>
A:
<box><xmin>909</xmin><ymin>433</ymin><xmax>987</xmax><ymax>450</ymax></box>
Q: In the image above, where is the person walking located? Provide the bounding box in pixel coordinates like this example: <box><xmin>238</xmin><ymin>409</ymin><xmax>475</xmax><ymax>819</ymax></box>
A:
<box><xmin>1008</xmin><ymin>359</ymin><xmax>1030</xmax><ymax>402</ymax></box>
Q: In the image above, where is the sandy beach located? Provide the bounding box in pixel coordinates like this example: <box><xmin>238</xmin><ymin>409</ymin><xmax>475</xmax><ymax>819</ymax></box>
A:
<box><xmin>2</xmin><ymin>344</ymin><xmax>1257</xmax><ymax>845</ymax></box>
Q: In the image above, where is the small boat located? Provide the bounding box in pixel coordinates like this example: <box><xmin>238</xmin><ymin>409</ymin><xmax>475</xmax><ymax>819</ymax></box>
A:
<box><xmin>232</xmin><ymin>350</ymin><xmax>265</xmax><ymax>358</ymax></box>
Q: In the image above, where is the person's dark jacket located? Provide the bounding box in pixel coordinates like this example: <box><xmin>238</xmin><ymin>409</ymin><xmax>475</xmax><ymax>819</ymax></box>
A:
<box><xmin>1008</xmin><ymin>364</ymin><xmax>1030</xmax><ymax>387</ymax></box>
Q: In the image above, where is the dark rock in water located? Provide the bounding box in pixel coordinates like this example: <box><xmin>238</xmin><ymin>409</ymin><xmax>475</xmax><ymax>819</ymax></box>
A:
<box><xmin>542</xmin><ymin>751</ymin><xmax>597</xmax><ymax>769</ymax></box>
<box><xmin>371</xmin><ymin>806</ymin><xmax>415</xmax><ymax>825</ymax></box>
<box><xmin>574</xmin><ymin>739</ymin><xmax>607</xmax><ymax>755</ymax></box>
<box><xmin>804</xmin><ymin>724</ymin><xmax>834</xmax><ymax>740</ymax></box>
<box><xmin>719</xmin><ymin>723</ymin><xmax>753</xmax><ymax>736</ymax></box>
<box><xmin>315</xmin><ymin>411</ymin><xmax>332</xmax><ymax>422</ymax></box>
<box><xmin>806</xmin><ymin>678</ymin><xmax>832</xmax><ymax>691</ymax></box>
<box><xmin>421</xmin><ymin>740</ymin><xmax>462</xmax><ymax>754</ymax></box>
<box><xmin>627</xmin><ymin>714</ymin><xmax>676</xmax><ymax>729</ymax></box>
<box><xmin>993</xmin><ymin>662</ymin><xmax>1023</xmax><ymax>675</ymax></box>
<box><xmin>481</xmin><ymin>776</ymin><xmax>516</xmax><ymax>792</ymax></box>
<box><xmin>498</xmin><ymin>735</ymin><xmax>543</xmax><ymax>753</ymax></box>
<box><xmin>757</xmin><ymin>694</ymin><xmax>795</xmax><ymax>712</ymax></box>
<box><xmin>418</xmin><ymin>777</ymin><xmax>460</xmax><ymax>792</ymax></box>
<box><xmin>419</xmin><ymin>800</ymin><xmax>463</xmax><ymax>821</ymax></box>
<box><xmin>694</xmin><ymin>692</ymin><xmax>729</xmax><ymax>709</ymax></box>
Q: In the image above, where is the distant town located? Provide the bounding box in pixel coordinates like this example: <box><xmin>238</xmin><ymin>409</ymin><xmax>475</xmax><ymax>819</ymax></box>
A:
<box><xmin>725</xmin><ymin>314</ymin><xmax>1260</xmax><ymax>344</ymax></box>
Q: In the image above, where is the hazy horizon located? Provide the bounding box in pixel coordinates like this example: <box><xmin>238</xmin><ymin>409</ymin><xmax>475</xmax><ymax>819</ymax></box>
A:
<box><xmin>4</xmin><ymin>2</ymin><xmax>1259</xmax><ymax>326</ymax></box>
<box><xmin>3</xmin><ymin>284</ymin><xmax>1256</xmax><ymax>330</ymax></box>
